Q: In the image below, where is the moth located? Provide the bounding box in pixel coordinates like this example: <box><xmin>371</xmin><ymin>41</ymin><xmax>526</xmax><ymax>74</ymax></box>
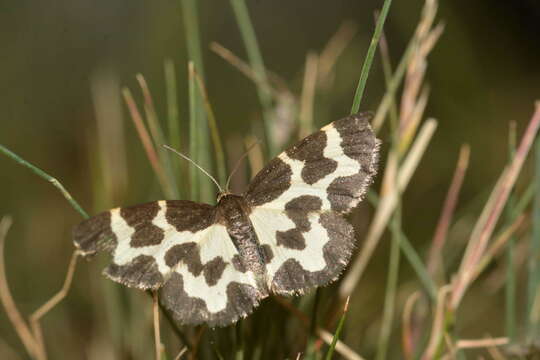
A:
<box><xmin>73</xmin><ymin>112</ymin><xmax>380</xmax><ymax>327</ymax></box>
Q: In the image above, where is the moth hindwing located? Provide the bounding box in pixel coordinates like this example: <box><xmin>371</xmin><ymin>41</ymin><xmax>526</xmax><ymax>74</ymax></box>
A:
<box><xmin>73</xmin><ymin>112</ymin><xmax>380</xmax><ymax>326</ymax></box>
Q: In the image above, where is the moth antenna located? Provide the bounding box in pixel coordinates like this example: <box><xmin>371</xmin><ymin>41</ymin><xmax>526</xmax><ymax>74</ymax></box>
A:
<box><xmin>162</xmin><ymin>145</ymin><xmax>223</xmax><ymax>193</ymax></box>
<box><xmin>225</xmin><ymin>139</ymin><xmax>262</xmax><ymax>191</ymax></box>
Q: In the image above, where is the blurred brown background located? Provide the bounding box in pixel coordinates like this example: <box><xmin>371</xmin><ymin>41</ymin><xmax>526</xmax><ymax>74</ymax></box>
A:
<box><xmin>1</xmin><ymin>0</ymin><xmax>540</xmax><ymax>358</ymax></box>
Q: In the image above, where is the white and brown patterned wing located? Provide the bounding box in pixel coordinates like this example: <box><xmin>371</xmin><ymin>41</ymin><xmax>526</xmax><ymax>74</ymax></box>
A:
<box><xmin>244</xmin><ymin>112</ymin><xmax>379</xmax><ymax>214</ymax></box>
<box><xmin>244</xmin><ymin>113</ymin><xmax>379</xmax><ymax>294</ymax></box>
<box><xmin>73</xmin><ymin>200</ymin><xmax>263</xmax><ymax>326</ymax></box>
<box><xmin>249</xmin><ymin>204</ymin><xmax>355</xmax><ymax>295</ymax></box>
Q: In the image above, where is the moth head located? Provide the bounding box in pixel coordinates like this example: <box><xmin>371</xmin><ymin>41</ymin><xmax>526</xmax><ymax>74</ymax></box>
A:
<box><xmin>216</xmin><ymin>191</ymin><xmax>232</xmax><ymax>203</ymax></box>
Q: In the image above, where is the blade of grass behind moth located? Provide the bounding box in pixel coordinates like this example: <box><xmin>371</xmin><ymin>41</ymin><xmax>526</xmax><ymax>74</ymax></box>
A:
<box><xmin>90</xmin><ymin>67</ymin><xmax>128</xmax><ymax>205</ymax></box>
<box><xmin>0</xmin><ymin>216</ymin><xmax>39</xmax><ymax>359</ymax></box>
<box><xmin>402</xmin><ymin>292</ymin><xmax>421</xmax><ymax>360</ymax></box>
<box><xmin>181</xmin><ymin>0</ymin><xmax>212</xmax><ymax>203</ymax></box>
<box><xmin>318</xmin><ymin>21</ymin><xmax>358</xmax><ymax>88</ymax></box>
<box><xmin>376</xmin><ymin>202</ymin><xmax>402</xmax><ymax>360</ymax></box>
<box><xmin>350</xmin><ymin>0</ymin><xmax>393</xmax><ymax>114</ymax></box>
<box><xmin>427</xmin><ymin>145</ymin><xmax>470</xmax><ymax>281</ymax></box>
<box><xmin>339</xmin><ymin>119</ymin><xmax>438</xmax><ymax>300</ymax></box>
<box><xmin>376</xmin><ymin>14</ymin><xmax>399</xmax><ymax>126</ymax></box>
<box><xmin>451</xmin><ymin>103</ymin><xmax>540</xmax><ymax>309</ymax></box>
<box><xmin>123</xmin><ymin>88</ymin><xmax>174</xmax><ymax>198</ymax></box>
<box><xmin>324</xmin><ymin>297</ymin><xmax>350</xmax><ymax>360</ymax></box>
<box><xmin>192</xmin><ymin>68</ymin><xmax>227</xmax><ymax>187</ymax></box>
<box><xmin>505</xmin><ymin>122</ymin><xmax>517</xmax><ymax>341</ymax></box>
<box><xmin>210</xmin><ymin>42</ymin><xmax>287</xmax><ymax>96</ymax></box>
<box><xmin>299</xmin><ymin>52</ymin><xmax>319</xmax><ymax>139</ymax></box>
<box><xmin>230</xmin><ymin>0</ymin><xmax>275</xmax><ymax>157</ymax></box>
<box><xmin>421</xmin><ymin>285</ymin><xmax>451</xmax><ymax>360</ymax></box>
<box><xmin>187</xmin><ymin>62</ymin><xmax>200</xmax><ymax>201</ymax></box>
<box><xmin>470</xmin><ymin>214</ymin><xmax>527</xmax><ymax>283</ymax></box>
<box><xmin>234</xmin><ymin>320</ymin><xmax>244</xmax><ymax>360</ymax></box>
<box><xmin>136</xmin><ymin>74</ymin><xmax>178</xmax><ymax>199</ymax></box>
<box><xmin>528</xmin><ymin>132</ymin><xmax>540</xmax><ymax>339</ymax></box>
<box><xmin>372</xmin><ymin>1</ymin><xmax>442</xmax><ymax>132</ymax></box>
<box><xmin>0</xmin><ymin>145</ymin><xmax>89</xmax><ymax>218</ymax></box>
<box><xmin>165</xmin><ymin>59</ymin><xmax>185</xmax><ymax>196</ymax></box>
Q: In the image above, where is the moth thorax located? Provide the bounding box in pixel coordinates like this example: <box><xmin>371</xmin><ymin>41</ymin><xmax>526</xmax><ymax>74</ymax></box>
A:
<box><xmin>217</xmin><ymin>194</ymin><xmax>267</xmax><ymax>282</ymax></box>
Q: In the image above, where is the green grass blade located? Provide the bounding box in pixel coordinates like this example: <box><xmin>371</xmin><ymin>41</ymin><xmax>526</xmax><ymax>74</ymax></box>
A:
<box><xmin>164</xmin><ymin>59</ymin><xmax>182</xmax><ymax>191</ymax></box>
<box><xmin>367</xmin><ymin>191</ymin><xmax>438</xmax><ymax>301</ymax></box>
<box><xmin>193</xmin><ymin>70</ymin><xmax>228</xmax><ymax>187</ymax></box>
<box><xmin>230</xmin><ymin>0</ymin><xmax>275</xmax><ymax>157</ymax></box>
<box><xmin>324</xmin><ymin>297</ymin><xmax>350</xmax><ymax>360</ymax></box>
<box><xmin>0</xmin><ymin>144</ymin><xmax>89</xmax><ymax>219</ymax></box>
<box><xmin>505</xmin><ymin>123</ymin><xmax>517</xmax><ymax>341</ymax></box>
<box><xmin>188</xmin><ymin>62</ymin><xmax>200</xmax><ymax>201</ymax></box>
<box><xmin>528</xmin><ymin>137</ymin><xmax>540</xmax><ymax>339</ymax></box>
<box><xmin>350</xmin><ymin>0</ymin><xmax>393</xmax><ymax>114</ymax></box>
<box><xmin>181</xmin><ymin>0</ymin><xmax>212</xmax><ymax>202</ymax></box>
<box><xmin>376</xmin><ymin>205</ymin><xmax>401</xmax><ymax>360</ymax></box>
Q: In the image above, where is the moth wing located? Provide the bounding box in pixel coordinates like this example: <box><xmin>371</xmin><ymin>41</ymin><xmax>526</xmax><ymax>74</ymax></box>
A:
<box><xmin>159</xmin><ymin>223</ymin><xmax>263</xmax><ymax>327</ymax></box>
<box><xmin>244</xmin><ymin>112</ymin><xmax>380</xmax><ymax>214</ymax></box>
<box><xmin>73</xmin><ymin>200</ymin><xmax>215</xmax><ymax>289</ymax></box>
<box><xmin>74</xmin><ymin>200</ymin><xmax>263</xmax><ymax>326</ymax></box>
<box><xmin>248</xmin><ymin>205</ymin><xmax>355</xmax><ymax>295</ymax></box>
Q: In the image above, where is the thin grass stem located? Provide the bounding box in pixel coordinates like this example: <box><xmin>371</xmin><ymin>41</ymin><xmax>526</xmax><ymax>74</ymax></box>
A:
<box><xmin>165</xmin><ymin>59</ymin><xmax>181</xmax><ymax>158</ymax></box>
<box><xmin>136</xmin><ymin>74</ymin><xmax>179</xmax><ymax>198</ymax></box>
<box><xmin>350</xmin><ymin>0</ymin><xmax>393</xmax><ymax>114</ymax></box>
<box><xmin>528</xmin><ymin>133</ymin><xmax>540</xmax><ymax>339</ymax></box>
<box><xmin>505</xmin><ymin>122</ymin><xmax>517</xmax><ymax>341</ymax></box>
<box><xmin>299</xmin><ymin>52</ymin><xmax>319</xmax><ymax>139</ymax></box>
<box><xmin>191</xmin><ymin>69</ymin><xmax>228</xmax><ymax>187</ymax></box>
<box><xmin>188</xmin><ymin>62</ymin><xmax>200</xmax><ymax>201</ymax></box>
<box><xmin>324</xmin><ymin>297</ymin><xmax>350</xmax><ymax>360</ymax></box>
<box><xmin>181</xmin><ymin>0</ymin><xmax>212</xmax><ymax>202</ymax></box>
<box><xmin>376</xmin><ymin>203</ymin><xmax>402</xmax><ymax>360</ymax></box>
<box><xmin>0</xmin><ymin>217</ymin><xmax>39</xmax><ymax>359</ymax></box>
<box><xmin>123</xmin><ymin>88</ymin><xmax>175</xmax><ymax>198</ymax></box>
<box><xmin>0</xmin><ymin>145</ymin><xmax>89</xmax><ymax>219</ymax></box>
<box><xmin>230</xmin><ymin>0</ymin><xmax>275</xmax><ymax>157</ymax></box>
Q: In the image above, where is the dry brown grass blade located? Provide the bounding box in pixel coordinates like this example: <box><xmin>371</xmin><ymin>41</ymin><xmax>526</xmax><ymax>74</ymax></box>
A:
<box><xmin>456</xmin><ymin>337</ymin><xmax>509</xmax><ymax>349</ymax></box>
<box><xmin>451</xmin><ymin>102</ymin><xmax>540</xmax><ymax>309</ymax></box>
<box><xmin>299</xmin><ymin>52</ymin><xmax>319</xmax><ymax>139</ymax></box>
<box><xmin>153</xmin><ymin>291</ymin><xmax>163</xmax><ymax>360</ymax></box>
<box><xmin>486</xmin><ymin>344</ymin><xmax>506</xmax><ymax>360</ymax></box>
<box><xmin>428</xmin><ymin>145</ymin><xmax>470</xmax><ymax>278</ymax></box>
<box><xmin>210</xmin><ymin>42</ymin><xmax>287</xmax><ymax>94</ymax></box>
<box><xmin>402</xmin><ymin>291</ymin><xmax>421</xmax><ymax>360</ymax></box>
<box><xmin>318</xmin><ymin>21</ymin><xmax>358</xmax><ymax>88</ymax></box>
<box><xmin>122</xmin><ymin>87</ymin><xmax>170</xmax><ymax>192</ymax></box>
<box><xmin>422</xmin><ymin>285</ymin><xmax>451</xmax><ymax>360</ymax></box>
<box><xmin>189</xmin><ymin>326</ymin><xmax>206</xmax><ymax>360</ymax></box>
<box><xmin>28</xmin><ymin>250</ymin><xmax>79</xmax><ymax>360</ymax></box>
<box><xmin>174</xmin><ymin>347</ymin><xmax>188</xmax><ymax>360</ymax></box>
<box><xmin>245</xmin><ymin>135</ymin><xmax>265</xmax><ymax>177</ymax></box>
<box><xmin>0</xmin><ymin>217</ymin><xmax>39</xmax><ymax>359</ymax></box>
<box><xmin>372</xmin><ymin>0</ymin><xmax>441</xmax><ymax>133</ymax></box>
<box><xmin>471</xmin><ymin>213</ymin><xmax>527</xmax><ymax>282</ymax></box>
<box><xmin>339</xmin><ymin>119</ymin><xmax>438</xmax><ymax>299</ymax></box>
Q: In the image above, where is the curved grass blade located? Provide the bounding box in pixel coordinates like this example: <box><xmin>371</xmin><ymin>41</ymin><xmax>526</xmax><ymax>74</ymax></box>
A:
<box><xmin>325</xmin><ymin>297</ymin><xmax>350</xmax><ymax>360</ymax></box>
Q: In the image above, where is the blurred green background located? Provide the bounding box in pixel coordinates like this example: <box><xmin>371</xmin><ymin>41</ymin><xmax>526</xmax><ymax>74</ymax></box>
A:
<box><xmin>1</xmin><ymin>0</ymin><xmax>540</xmax><ymax>359</ymax></box>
